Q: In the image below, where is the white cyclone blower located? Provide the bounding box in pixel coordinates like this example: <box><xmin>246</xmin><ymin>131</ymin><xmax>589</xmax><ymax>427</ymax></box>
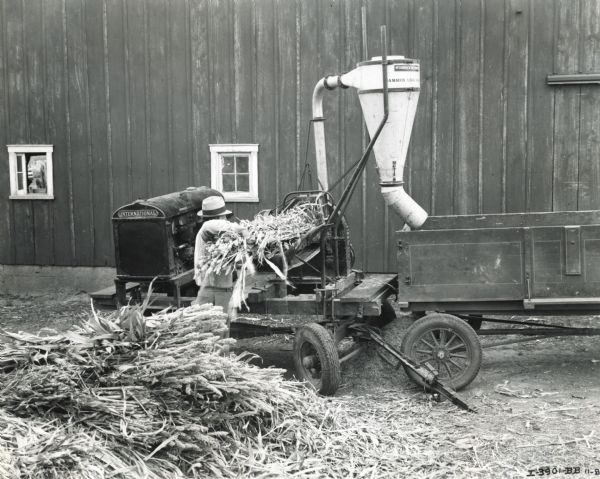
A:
<box><xmin>312</xmin><ymin>49</ymin><xmax>427</xmax><ymax>229</ymax></box>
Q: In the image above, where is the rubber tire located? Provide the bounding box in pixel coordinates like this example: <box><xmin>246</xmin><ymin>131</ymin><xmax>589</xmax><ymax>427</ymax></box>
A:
<box><xmin>293</xmin><ymin>323</ymin><xmax>341</xmax><ymax>396</ymax></box>
<box><xmin>400</xmin><ymin>313</ymin><xmax>482</xmax><ymax>391</ymax></box>
<box><xmin>366</xmin><ymin>300</ymin><xmax>397</xmax><ymax>327</ymax></box>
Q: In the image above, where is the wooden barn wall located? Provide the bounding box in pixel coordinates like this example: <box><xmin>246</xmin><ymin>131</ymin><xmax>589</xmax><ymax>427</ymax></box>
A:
<box><xmin>1</xmin><ymin>0</ymin><xmax>600</xmax><ymax>271</ymax></box>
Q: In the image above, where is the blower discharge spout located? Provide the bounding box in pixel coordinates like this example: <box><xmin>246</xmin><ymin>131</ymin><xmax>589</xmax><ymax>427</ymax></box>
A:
<box><xmin>311</xmin><ymin>56</ymin><xmax>428</xmax><ymax>229</ymax></box>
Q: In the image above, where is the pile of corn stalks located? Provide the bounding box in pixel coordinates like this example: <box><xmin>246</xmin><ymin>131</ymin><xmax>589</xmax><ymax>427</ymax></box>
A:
<box><xmin>4</xmin><ymin>300</ymin><xmax>466</xmax><ymax>479</ymax></box>
<box><xmin>0</xmin><ymin>302</ymin><xmax>332</xmax><ymax>478</ymax></box>
<box><xmin>1</xmin><ymin>299</ymin><xmax>575</xmax><ymax>478</ymax></box>
<box><xmin>199</xmin><ymin>202</ymin><xmax>325</xmax><ymax>308</ymax></box>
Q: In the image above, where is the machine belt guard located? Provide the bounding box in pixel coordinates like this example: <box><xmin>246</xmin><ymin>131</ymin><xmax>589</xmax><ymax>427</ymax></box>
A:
<box><xmin>351</xmin><ymin>324</ymin><xmax>476</xmax><ymax>413</ymax></box>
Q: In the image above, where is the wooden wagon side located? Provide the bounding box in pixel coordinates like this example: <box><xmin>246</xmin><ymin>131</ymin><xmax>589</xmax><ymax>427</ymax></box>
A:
<box><xmin>397</xmin><ymin>210</ymin><xmax>600</xmax><ymax>314</ymax></box>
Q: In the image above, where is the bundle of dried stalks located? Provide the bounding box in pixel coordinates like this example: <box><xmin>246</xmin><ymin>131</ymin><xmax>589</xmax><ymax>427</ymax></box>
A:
<box><xmin>199</xmin><ymin>203</ymin><xmax>325</xmax><ymax>308</ymax></box>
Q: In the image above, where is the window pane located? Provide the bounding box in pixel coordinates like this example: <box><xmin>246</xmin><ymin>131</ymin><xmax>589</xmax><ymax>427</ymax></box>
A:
<box><xmin>27</xmin><ymin>155</ymin><xmax>47</xmax><ymax>193</ymax></box>
<box><xmin>222</xmin><ymin>156</ymin><xmax>235</xmax><ymax>173</ymax></box>
<box><xmin>236</xmin><ymin>156</ymin><xmax>249</xmax><ymax>173</ymax></box>
<box><xmin>236</xmin><ymin>173</ymin><xmax>249</xmax><ymax>192</ymax></box>
<box><xmin>222</xmin><ymin>174</ymin><xmax>236</xmax><ymax>192</ymax></box>
<box><xmin>16</xmin><ymin>155</ymin><xmax>24</xmax><ymax>191</ymax></box>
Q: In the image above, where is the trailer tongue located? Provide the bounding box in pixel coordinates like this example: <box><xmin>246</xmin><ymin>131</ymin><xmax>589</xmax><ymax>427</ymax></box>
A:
<box><xmin>351</xmin><ymin>325</ymin><xmax>476</xmax><ymax>413</ymax></box>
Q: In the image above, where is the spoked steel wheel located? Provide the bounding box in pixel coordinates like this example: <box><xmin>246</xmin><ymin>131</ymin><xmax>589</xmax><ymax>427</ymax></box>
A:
<box><xmin>401</xmin><ymin>313</ymin><xmax>482</xmax><ymax>390</ymax></box>
<box><xmin>293</xmin><ymin>323</ymin><xmax>341</xmax><ymax>396</ymax></box>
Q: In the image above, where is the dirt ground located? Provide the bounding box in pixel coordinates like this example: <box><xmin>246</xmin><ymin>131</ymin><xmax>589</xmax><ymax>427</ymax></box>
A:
<box><xmin>2</xmin><ymin>293</ymin><xmax>600</xmax><ymax>477</ymax></box>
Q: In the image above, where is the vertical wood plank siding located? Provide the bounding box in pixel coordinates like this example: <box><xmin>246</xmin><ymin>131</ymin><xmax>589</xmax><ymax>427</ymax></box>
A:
<box><xmin>6</xmin><ymin>0</ymin><xmax>35</xmax><ymax>265</ymax></box>
<box><xmin>1</xmin><ymin>0</ymin><xmax>599</xmax><ymax>272</ymax></box>
<box><xmin>578</xmin><ymin>0</ymin><xmax>600</xmax><ymax>210</ymax></box>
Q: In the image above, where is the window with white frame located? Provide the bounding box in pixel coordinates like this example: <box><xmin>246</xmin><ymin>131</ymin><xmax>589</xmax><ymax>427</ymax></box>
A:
<box><xmin>210</xmin><ymin>144</ymin><xmax>259</xmax><ymax>202</ymax></box>
<box><xmin>7</xmin><ymin>145</ymin><xmax>54</xmax><ymax>200</ymax></box>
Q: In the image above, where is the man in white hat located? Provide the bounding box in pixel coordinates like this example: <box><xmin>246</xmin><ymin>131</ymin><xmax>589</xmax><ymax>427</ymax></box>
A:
<box><xmin>193</xmin><ymin>195</ymin><xmax>245</xmax><ymax>318</ymax></box>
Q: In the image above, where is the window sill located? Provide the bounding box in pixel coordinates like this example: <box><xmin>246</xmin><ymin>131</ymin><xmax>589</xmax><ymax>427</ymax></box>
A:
<box><xmin>222</xmin><ymin>195</ymin><xmax>259</xmax><ymax>203</ymax></box>
<box><xmin>10</xmin><ymin>194</ymin><xmax>54</xmax><ymax>200</ymax></box>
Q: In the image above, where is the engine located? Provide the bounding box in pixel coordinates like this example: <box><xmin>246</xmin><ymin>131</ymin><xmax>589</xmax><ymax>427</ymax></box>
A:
<box><xmin>111</xmin><ymin>186</ymin><xmax>222</xmax><ymax>281</ymax></box>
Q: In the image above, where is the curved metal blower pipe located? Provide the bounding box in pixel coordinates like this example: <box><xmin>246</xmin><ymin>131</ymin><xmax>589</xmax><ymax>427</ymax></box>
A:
<box><xmin>311</xmin><ymin>50</ymin><xmax>428</xmax><ymax>229</ymax></box>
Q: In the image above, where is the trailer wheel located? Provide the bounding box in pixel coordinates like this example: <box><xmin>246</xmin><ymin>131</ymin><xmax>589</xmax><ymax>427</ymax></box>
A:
<box><xmin>401</xmin><ymin>313</ymin><xmax>481</xmax><ymax>391</ymax></box>
<box><xmin>293</xmin><ymin>323</ymin><xmax>341</xmax><ymax>396</ymax></box>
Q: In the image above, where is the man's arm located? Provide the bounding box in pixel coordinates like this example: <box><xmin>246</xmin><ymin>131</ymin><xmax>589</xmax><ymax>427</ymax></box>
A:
<box><xmin>193</xmin><ymin>231</ymin><xmax>205</xmax><ymax>286</ymax></box>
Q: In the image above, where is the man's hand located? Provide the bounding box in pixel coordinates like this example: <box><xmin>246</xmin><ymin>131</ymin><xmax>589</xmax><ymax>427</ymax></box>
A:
<box><xmin>231</xmin><ymin>223</ymin><xmax>248</xmax><ymax>239</ymax></box>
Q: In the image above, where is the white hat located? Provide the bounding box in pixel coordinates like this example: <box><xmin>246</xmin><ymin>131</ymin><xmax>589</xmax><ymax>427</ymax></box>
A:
<box><xmin>197</xmin><ymin>195</ymin><xmax>232</xmax><ymax>218</ymax></box>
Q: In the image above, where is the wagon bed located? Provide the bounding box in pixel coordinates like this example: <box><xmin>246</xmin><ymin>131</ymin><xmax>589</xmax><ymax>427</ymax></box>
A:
<box><xmin>397</xmin><ymin>210</ymin><xmax>600</xmax><ymax>315</ymax></box>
